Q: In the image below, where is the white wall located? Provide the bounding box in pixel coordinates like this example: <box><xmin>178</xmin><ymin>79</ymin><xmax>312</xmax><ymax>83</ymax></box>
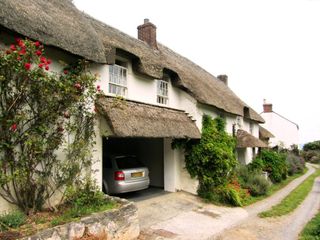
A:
<box><xmin>163</xmin><ymin>138</ymin><xmax>180</xmax><ymax>192</ymax></box>
<box><xmin>237</xmin><ymin>147</ymin><xmax>257</xmax><ymax>165</ymax></box>
<box><xmin>261</xmin><ymin>112</ymin><xmax>299</xmax><ymax>149</ymax></box>
<box><xmin>178</xmin><ymin>154</ymin><xmax>199</xmax><ymax>194</ymax></box>
<box><xmin>92</xmin><ymin>61</ymin><xmax>202</xmax><ymax>125</ymax></box>
<box><xmin>163</xmin><ymin>138</ymin><xmax>199</xmax><ymax>194</ymax></box>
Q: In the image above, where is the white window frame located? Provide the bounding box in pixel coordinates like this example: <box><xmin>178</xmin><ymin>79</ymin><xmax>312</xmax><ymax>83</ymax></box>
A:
<box><xmin>109</xmin><ymin>64</ymin><xmax>127</xmax><ymax>97</ymax></box>
<box><xmin>157</xmin><ymin>80</ymin><xmax>169</xmax><ymax>105</ymax></box>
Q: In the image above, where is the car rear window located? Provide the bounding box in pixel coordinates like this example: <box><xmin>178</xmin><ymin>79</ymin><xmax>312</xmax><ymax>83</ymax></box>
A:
<box><xmin>115</xmin><ymin>156</ymin><xmax>145</xmax><ymax>169</ymax></box>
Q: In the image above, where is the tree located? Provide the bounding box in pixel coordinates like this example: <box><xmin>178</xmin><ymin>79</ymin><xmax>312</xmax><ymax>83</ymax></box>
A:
<box><xmin>303</xmin><ymin>140</ymin><xmax>320</xmax><ymax>151</ymax></box>
<box><xmin>0</xmin><ymin>38</ymin><xmax>98</xmax><ymax>214</ymax></box>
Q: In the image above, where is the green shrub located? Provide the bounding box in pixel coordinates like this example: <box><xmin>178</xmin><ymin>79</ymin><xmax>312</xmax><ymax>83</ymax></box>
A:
<box><xmin>286</xmin><ymin>153</ymin><xmax>305</xmax><ymax>176</ymax></box>
<box><xmin>235</xmin><ymin>165</ymin><xmax>251</xmax><ymax>186</ymax></box>
<box><xmin>245</xmin><ymin>175</ymin><xmax>270</xmax><ymax>196</ymax></box>
<box><xmin>302</xmin><ymin>150</ymin><xmax>320</xmax><ymax>164</ymax></box>
<box><xmin>226</xmin><ymin>188</ymin><xmax>242</xmax><ymax>207</ymax></box>
<box><xmin>0</xmin><ymin>211</ymin><xmax>26</xmax><ymax>231</ymax></box>
<box><xmin>65</xmin><ymin>178</ymin><xmax>107</xmax><ymax>208</ymax></box>
<box><xmin>235</xmin><ymin>165</ymin><xmax>270</xmax><ymax>196</ymax></box>
<box><xmin>199</xmin><ymin>184</ymin><xmax>242</xmax><ymax>207</ymax></box>
<box><xmin>251</xmin><ymin>150</ymin><xmax>288</xmax><ymax>183</ymax></box>
<box><xmin>248</xmin><ymin>157</ymin><xmax>265</xmax><ymax>172</ymax></box>
<box><xmin>179</xmin><ymin>115</ymin><xmax>237</xmax><ymax>190</ymax></box>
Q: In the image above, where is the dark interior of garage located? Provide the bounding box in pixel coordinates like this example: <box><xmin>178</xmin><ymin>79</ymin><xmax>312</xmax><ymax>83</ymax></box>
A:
<box><xmin>103</xmin><ymin>137</ymin><xmax>164</xmax><ymax>189</ymax></box>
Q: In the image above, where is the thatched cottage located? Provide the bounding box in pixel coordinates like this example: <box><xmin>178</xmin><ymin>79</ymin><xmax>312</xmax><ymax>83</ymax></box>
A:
<box><xmin>0</xmin><ymin>0</ymin><xmax>267</xmax><ymax>213</ymax></box>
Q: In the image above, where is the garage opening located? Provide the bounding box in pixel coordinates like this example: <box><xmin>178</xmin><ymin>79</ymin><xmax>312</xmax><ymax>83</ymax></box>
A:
<box><xmin>102</xmin><ymin>137</ymin><xmax>164</xmax><ymax>194</ymax></box>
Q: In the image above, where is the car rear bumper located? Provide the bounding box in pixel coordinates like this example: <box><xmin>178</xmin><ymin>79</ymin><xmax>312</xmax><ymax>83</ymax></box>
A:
<box><xmin>110</xmin><ymin>178</ymin><xmax>150</xmax><ymax>194</ymax></box>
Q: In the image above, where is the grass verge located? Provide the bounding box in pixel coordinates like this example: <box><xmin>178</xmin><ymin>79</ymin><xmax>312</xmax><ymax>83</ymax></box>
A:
<box><xmin>259</xmin><ymin>168</ymin><xmax>320</xmax><ymax>218</ymax></box>
<box><xmin>299</xmin><ymin>211</ymin><xmax>320</xmax><ymax>240</ymax></box>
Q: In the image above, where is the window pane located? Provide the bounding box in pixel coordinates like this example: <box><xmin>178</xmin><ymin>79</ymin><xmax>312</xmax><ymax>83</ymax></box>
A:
<box><xmin>156</xmin><ymin>80</ymin><xmax>168</xmax><ymax>105</ymax></box>
<box><xmin>109</xmin><ymin>64</ymin><xmax>127</xmax><ymax>96</ymax></box>
<box><xmin>115</xmin><ymin>156</ymin><xmax>145</xmax><ymax>169</ymax></box>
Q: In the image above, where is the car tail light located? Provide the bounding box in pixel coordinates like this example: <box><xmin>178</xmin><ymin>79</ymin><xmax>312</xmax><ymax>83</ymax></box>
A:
<box><xmin>114</xmin><ymin>171</ymin><xmax>125</xmax><ymax>181</ymax></box>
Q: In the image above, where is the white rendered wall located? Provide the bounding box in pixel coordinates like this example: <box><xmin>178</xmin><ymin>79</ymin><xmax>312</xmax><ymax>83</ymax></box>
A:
<box><xmin>236</xmin><ymin>147</ymin><xmax>255</xmax><ymax>165</ymax></box>
<box><xmin>163</xmin><ymin>138</ymin><xmax>180</xmax><ymax>192</ymax></box>
<box><xmin>261</xmin><ymin>112</ymin><xmax>299</xmax><ymax>149</ymax></box>
<box><xmin>93</xmin><ymin>61</ymin><xmax>202</xmax><ymax>125</ymax></box>
<box><xmin>178</xmin><ymin>154</ymin><xmax>199</xmax><ymax>194</ymax></box>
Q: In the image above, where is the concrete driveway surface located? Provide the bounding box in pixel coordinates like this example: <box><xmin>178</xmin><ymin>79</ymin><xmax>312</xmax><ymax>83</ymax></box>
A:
<box><xmin>136</xmin><ymin>191</ymin><xmax>248</xmax><ymax>240</ymax></box>
<box><xmin>136</xmin><ymin>164</ymin><xmax>318</xmax><ymax>240</ymax></box>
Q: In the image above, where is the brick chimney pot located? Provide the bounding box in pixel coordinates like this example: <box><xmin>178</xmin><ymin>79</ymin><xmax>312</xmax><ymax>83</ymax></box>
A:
<box><xmin>137</xmin><ymin>19</ymin><xmax>158</xmax><ymax>49</ymax></box>
<box><xmin>263</xmin><ymin>103</ymin><xmax>273</xmax><ymax>113</ymax></box>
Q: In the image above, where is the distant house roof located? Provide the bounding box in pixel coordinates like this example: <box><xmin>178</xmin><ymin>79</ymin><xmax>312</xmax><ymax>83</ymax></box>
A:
<box><xmin>0</xmin><ymin>0</ymin><xmax>264</xmax><ymax>123</ymax></box>
<box><xmin>0</xmin><ymin>0</ymin><xmax>106</xmax><ymax>63</ymax></box>
<box><xmin>237</xmin><ymin>129</ymin><xmax>268</xmax><ymax>148</ymax></box>
<box><xmin>261</xmin><ymin>111</ymin><xmax>299</xmax><ymax>130</ymax></box>
<box><xmin>96</xmin><ymin>96</ymin><xmax>201</xmax><ymax>139</ymax></box>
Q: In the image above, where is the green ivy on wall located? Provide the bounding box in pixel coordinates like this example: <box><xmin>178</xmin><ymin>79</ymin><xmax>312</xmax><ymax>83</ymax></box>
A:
<box><xmin>173</xmin><ymin>115</ymin><xmax>237</xmax><ymax>192</ymax></box>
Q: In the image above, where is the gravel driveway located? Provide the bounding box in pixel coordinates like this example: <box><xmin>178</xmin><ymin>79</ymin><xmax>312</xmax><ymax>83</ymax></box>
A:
<box><xmin>214</xmin><ymin>164</ymin><xmax>320</xmax><ymax>240</ymax></box>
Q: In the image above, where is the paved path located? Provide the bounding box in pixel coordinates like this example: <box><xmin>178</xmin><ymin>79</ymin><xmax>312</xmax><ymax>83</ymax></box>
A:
<box><xmin>214</xmin><ymin>164</ymin><xmax>320</xmax><ymax>240</ymax></box>
<box><xmin>137</xmin><ymin>164</ymin><xmax>319</xmax><ymax>240</ymax></box>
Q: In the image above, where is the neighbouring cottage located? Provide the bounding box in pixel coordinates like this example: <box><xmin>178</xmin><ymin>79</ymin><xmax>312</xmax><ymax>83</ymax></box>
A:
<box><xmin>259</xmin><ymin>125</ymin><xmax>274</xmax><ymax>146</ymax></box>
<box><xmin>0</xmin><ymin>0</ymin><xmax>266</xmax><ymax>213</ymax></box>
<box><xmin>260</xmin><ymin>101</ymin><xmax>299</xmax><ymax>149</ymax></box>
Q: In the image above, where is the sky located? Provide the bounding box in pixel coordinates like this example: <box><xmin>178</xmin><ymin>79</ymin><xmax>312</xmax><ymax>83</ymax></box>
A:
<box><xmin>74</xmin><ymin>0</ymin><xmax>320</xmax><ymax>144</ymax></box>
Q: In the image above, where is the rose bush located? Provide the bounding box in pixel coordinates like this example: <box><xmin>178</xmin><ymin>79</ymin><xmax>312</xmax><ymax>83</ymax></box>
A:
<box><xmin>0</xmin><ymin>38</ymin><xmax>98</xmax><ymax>214</ymax></box>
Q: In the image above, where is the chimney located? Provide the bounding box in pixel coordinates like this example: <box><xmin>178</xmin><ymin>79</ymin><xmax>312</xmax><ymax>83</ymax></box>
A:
<box><xmin>137</xmin><ymin>18</ymin><xmax>158</xmax><ymax>49</ymax></box>
<box><xmin>217</xmin><ymin>74</ymin><xmax>228</xmax><ymax>85</ymax></box>
<box><xmin>263</xmin><ymin>99</ymin><xmax>273</xmax><ymax>112</ymax></box>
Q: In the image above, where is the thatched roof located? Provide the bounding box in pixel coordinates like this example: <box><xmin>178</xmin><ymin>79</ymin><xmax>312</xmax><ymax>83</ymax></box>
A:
<box><xmin>86</xmin><ymin>15</ymin><xmax>264</xmax><ymax>123</ymax></box>
<box><xmin>0</xmin><ymin>0</ymin><xmax>106</xmax><ymax>63</ymax></box>
<box><xmin>237</xmin><ymin>129</ymin><xmax>268</xmax><ymax>148</ymax></box>
<box><xmin>96</xmin><ymin>96</ymin><xmax>201</xmax><ymax>139</ymax></box>
<box><xmin>0</xmin><ymin>0</ymin><xmax>264</xmax><ymax>123</ymax></box>
<box><xmin>259</xmin><ymin>126</ymin><xmax>274</xmax><ymax>139</ymax></box>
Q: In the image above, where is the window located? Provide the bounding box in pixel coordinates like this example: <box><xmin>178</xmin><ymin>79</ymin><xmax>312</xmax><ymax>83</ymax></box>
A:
<box><xmin>249</xmin><ymin>122</ymin><xmax>254</xmax><ymax>134</ymax></box>
<box><xmin>109</xmin><ymin>64</ymin><xmax>127</xmax><ymax>96</ymax></box>
<box><xmin>157</xmin><ymin>80</ymin><xmax>168</xmax><ymax>105</ymax></box>
<box><xmin>236</xmin><ymin>116</ymin><xmax>243</xmax><ymax>128</ymax></box>
<box><xmin>115</xmin><ymin>156</ymin><xmax>145</xmax><ymax>169</ymax></box>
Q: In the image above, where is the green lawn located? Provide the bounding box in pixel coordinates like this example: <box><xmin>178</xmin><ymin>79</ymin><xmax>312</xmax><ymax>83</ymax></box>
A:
<box><xmin>259</xmin><ymin>168</ymin><xmax>320</xmax><ymax>218</ymax></box>
<box><xmin>299</xmin><ymin>211</ymin><xmax>320</xmax><ymax>240</ymax></box>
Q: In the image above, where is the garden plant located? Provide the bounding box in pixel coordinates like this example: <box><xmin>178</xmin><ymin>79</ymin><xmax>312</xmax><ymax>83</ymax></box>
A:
<box><xmin>0</xmin><ymin>38</ymin><xmax>99</xmax><ymax>214</ymax></box>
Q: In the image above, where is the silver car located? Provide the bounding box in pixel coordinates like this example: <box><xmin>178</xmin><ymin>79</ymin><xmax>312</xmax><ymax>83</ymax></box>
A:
<box><xmin>103</xmin><ymin>155</ymin><xmax>150</xmax><ymax>194</ymax></box>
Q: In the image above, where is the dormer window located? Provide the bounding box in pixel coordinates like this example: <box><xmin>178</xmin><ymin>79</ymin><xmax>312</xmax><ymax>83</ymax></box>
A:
<box><xmin>109</xmin><ymin>64</ymin><xmax>127</xmax><ymax>97</ymax></box>
<box><xmin>157</xmin><ymin>80</ymin><xmax>168</xmax><ymax>105</ymax></box>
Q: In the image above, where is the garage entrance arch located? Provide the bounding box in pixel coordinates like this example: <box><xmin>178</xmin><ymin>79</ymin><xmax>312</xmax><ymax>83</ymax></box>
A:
<box><xmin>103</xmin><ymin>137</ymin><xmax>164</xmax><ymax>188</ymax></box>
